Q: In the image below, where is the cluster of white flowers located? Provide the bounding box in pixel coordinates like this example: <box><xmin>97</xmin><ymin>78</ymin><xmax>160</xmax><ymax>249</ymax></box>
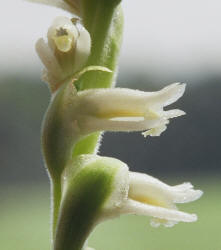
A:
<box><xmin>37</xmin><ymin>9</ymin><xmax>202</xmax><ymax>227</ymax></box>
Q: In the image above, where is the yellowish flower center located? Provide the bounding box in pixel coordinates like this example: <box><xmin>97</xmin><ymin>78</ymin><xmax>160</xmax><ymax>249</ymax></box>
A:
<box><xmin>53</xmin><ymin>27</ymin><xmax>74</xmax><ymax>52</ymax></box>
<box><xmin>130</xmin><ymin>194</ymin><xmax>167</xmax><ymax>208</ymax></box>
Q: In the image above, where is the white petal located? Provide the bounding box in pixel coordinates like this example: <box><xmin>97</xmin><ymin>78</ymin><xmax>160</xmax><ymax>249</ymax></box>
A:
<box><xmin>77</xmin><ymin>88</ymin><xmax>148</xmax><ymax>118</ymax></box>
<box><xmin>73</xmin><ymin>24</ymin><xmax>91</xmax><ymax>72</ymax></box>
<box><xmin>147</xmin><ymin>83</ymin><xmax>186</xmax><ymax>107</ymax></box>
<box><xmin>129</xmin><ymin>172</ymin><xmax>173</xmax><ymax>199</ymax></box>
<box><xmin>142</xmin><ymin>124</ymin><xmax>167</xmax><ymax>137</ymax></box>
<box><xmin>128</xmin><ymin>172</ymin><xmax>203</xmax><ymax>205</ymax></box>
<box><xmin>163</xmin><ymin>109</ymin><xmax>186</xmax><ymax>119</ymax></box>
<box><xmin>35</xmin><ymin>38</ymin><xmax>62</xmax><ymax>79</ymax></box>
<box><xmin>77</xmin><ymin>115</ymin><xmax>163</xmax><ymax>134</ymax></box>
<box><xmin>169</xmin><ymin>184</ymin><xmax>203</xmax><ymax>203</ymax></box>
<box><xmin>174</xmin><ymin>182</ymin><xmax>193</xmax><ymax>190</ymax></box>
<box><xmin>120</xmin><ymin>199</ymin><xmax>197</xmax><ymax>223</ymax></box>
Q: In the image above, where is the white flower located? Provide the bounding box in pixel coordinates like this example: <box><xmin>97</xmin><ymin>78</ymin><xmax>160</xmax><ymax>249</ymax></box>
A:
<box><xmin>70</xmin><ymin>82</ymin><xmax>186</xmax><ymax>137</ymax></box>
<box><xmin>42</xmin><ymin>81</ymin><xmax>185</xmax><ymax>178</ymax></box>
<box><xmin>121</xmin><ymin>172</ymin><xmax>203</xmax><ymax>227</ymax></box>
<box><xmin>36</xmin><ymin>16</ymin><xmax>91</xmax><ymax>92</ymax></box>
<box><xmin>62</xmin><ymin>155</ymin><xmax>202</xmax><ymax>228</ymax></box>
<box><xmin>58</xmin><ymin>154</ymin><xmax>202</xmax><ymax>250</ymax></box>
<box><xmin>98</xmin><ymin>156</ymin><xmax>203</xmax><ymax>227</ymax></box>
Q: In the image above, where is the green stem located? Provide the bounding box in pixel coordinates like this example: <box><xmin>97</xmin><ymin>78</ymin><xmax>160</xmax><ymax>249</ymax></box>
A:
<box><xmin>79</xmin><ymin>0</ymin><xmax>123</xmax><ymax>90</ymax></box>
<box><xmin>73</xmin><ymin>1</ymin><xmax>124</xmax><ymax>156</ymax></box>
<box><xmin>54</xmin><ymin>159</ymin><xmax>117</xmax><ymax>250</ymax></box>
<box><xmin>51</xmin><ymin>179</ymin><xmax>62</xmax><ymax>241</ymax></box>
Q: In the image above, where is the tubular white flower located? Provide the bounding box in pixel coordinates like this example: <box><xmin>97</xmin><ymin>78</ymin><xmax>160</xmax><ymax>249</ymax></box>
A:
<box><xmin>57</xmin><ymin>154</ymin><xmax>202</xmax><ymax>250</ymax></box>
<box><xmin>72</xmin><ymin>82</ymin><xmax>186</xmax><ymax>137</ymax></box>
<box><xmin>36</xmin><ymin>16</ymin><xmax>91</xmax><ymax>92</ymax></box>
<box><xmin>121</xmin><ymin>172</ymin><xmax>203</xmax><ymax>227</ymax></box>
<box><xmin>99</xmin><ymin>158</ymin><xmax>203</xmax><ymax>227</ymax></box>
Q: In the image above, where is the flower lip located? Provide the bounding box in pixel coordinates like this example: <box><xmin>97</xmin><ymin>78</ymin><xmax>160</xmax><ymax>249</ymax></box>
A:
<box><xmin>122</xmin><ymin>199</ymin><xmax>198</xmax><ymax>223</ymax></box>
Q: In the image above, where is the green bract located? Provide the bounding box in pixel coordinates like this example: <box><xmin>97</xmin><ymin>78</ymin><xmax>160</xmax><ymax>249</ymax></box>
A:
<box><xmin>55</xmin><ymin>155</ymin><xmax>128</xmax><ymax>250</ymax></box>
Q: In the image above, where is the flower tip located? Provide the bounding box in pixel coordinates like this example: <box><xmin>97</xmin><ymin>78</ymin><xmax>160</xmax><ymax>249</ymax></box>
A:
<box><xmin>161</xmin><ymin>82</ymin><xmax>186</xmax><ymax>106</ymax></box>
<box><xmin>151</xmin><ymin>212</ymin><xmax>197</xmax><ymax>228</ymax></box>
<box><xmin>142</xmin><ymin>124</ymin><xmax>167</xmax><ymax>137</ymax></box>
<box><xmin>170</xmin><ymin>82</ymin><xmax>186</xmax><ymax>93</ymax></box>
<box><xmin>175</xmin><ymin>82</ymin><xmax>186</xmax><ymax>99</ymax></box>
<box><xmin>191</xmin><ymin>189</ymin><xmax>203</xmax><ymax>201</ymax></box>
<box><xmin>186</xmin><ymin>213</ymin><xmax>198</xmax><ymax>222</ymax></box>
<box><xmin>164</xmin><ymin>109</ymin><xmax>186</xmax><ymax>119</ymax></box>
<box><xmin>178</xmin><ymin>110</ymin><xmax>186</xmax><ymax>116</ymax></box>
<box><xmin>172</xmin><ymin>183</ymin><xmax>203</xmax><ymax>203</ymax></box>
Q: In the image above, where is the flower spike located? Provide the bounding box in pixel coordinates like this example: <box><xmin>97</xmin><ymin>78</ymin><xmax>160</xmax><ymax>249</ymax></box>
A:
<box><xmin>28</xmin><ymin>0</ymin><xmax>203</xmax><ymax>249</ymax></box>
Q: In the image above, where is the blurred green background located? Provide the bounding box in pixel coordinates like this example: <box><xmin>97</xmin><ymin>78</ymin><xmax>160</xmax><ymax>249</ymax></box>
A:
<box><xmin>1</xmin><ymin>180</ymin><xmax>220</xmax><ymax>250</ymax></box>
<box><xmin>1</xmin><ymin>0</ymin><xmax>221</xmax><ymax>249</ymax></box>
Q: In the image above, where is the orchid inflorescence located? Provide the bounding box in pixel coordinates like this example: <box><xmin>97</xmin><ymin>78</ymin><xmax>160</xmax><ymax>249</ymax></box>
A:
<box><xmin>30</xmin><ymin>0</ymin><xmax>203</xmax><ymax>249</ymax></box>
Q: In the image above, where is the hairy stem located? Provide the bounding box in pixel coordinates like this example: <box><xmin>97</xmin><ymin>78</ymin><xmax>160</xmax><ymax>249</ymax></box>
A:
<box><xmin>73</xmin><ymin>0</ymin><xmax>124</xmax><ymax>156</ymax></box>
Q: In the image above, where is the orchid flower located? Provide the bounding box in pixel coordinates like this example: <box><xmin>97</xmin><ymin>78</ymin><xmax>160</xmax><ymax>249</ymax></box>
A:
<box><xmin>55</xmin><ymin>155</ymin><xmax>203</xmax><ymax>250</ymax></box>
<box><xmin>36</xmin><ymin>16</ymin><xmax>91</xmax><ymax>92</ymax></box>
<box><xmin>41</xmin><ymin>80</ymin><xmax>186</xmax><ymax>182</ymax></box>
<box><xmin>67</xmin><ymin>155</ymin><xmax>201</xmax><ymax>227</ymax></box>
<box><xmin>55</xmin><ymin>81</ymin><xmax>186</xmax><ymax>138</ymax></box>
<box><xmin>123</xmin><ymin>172</ymin><xmax>202</xmax><ymax>227</ymax></box>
